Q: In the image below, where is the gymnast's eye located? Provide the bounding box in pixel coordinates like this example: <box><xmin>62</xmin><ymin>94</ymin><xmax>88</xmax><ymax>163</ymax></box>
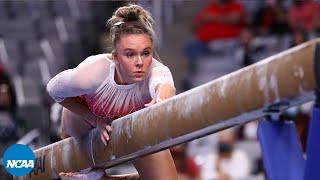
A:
<box><xmin>126</xmin><ymin>52</ymin><xmax>134</xmax><ymax>58</ymax></box>
<box><xmin>142</xmin><ymin>51</ymin><xmax>151</xmax><ymax>57</ymax></box>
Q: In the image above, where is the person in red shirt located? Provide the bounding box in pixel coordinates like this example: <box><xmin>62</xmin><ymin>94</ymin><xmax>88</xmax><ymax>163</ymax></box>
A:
<box><xmin>183</xmin><ymin>0</ymin><xmax>245</xmax><ymax>88</ymax></box>
<box><xmin>193</xmin><ymin>0</ymin><xmax>245</xmax><ymax>42</ymax></box>
<box><xmin>288</xmin><ymin>0</ymin><xmax>320</xmax><ymax>32</ymax></box>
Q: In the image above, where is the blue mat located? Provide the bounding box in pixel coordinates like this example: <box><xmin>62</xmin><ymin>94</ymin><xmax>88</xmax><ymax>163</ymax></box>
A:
<box><xmin>258</xmin><ymin>118</ymin><xmax>305</xmax><ymax>180</ymax></box>
<box><xmin>304</xmin><ymin>106</ymin><xmax>320</xmax><ymax>180</ymax></box>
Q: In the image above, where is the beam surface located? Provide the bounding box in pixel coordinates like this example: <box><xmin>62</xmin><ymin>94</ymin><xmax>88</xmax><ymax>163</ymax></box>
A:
<box><xmin>23</xmin><ymin>39</ymin><xmax>319</xmax><ymax>179</ymax></box>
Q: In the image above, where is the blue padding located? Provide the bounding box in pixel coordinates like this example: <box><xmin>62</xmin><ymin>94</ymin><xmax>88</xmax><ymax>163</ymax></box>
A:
<box><xmin>258</xmin><ymin>119</ymin><xmax>305</xmax><ymax>180</ymax></box>
<box><xmin>304</xmin><ymin>107</ymin><xmax>320</xmax><ymax>180</ymax></box>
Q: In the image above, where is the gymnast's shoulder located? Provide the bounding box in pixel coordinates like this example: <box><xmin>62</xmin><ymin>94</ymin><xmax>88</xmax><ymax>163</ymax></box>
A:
<box><xmin>78</xmin><ymin>53</ymin><xmax>113</xmax><ymax>68</ymax></box>
<box><xmin>73</xmin><ymin>53</ymin><xmax>113</xmax><ymax>84</ymax></box>
<box><xmin>150</xmin><ymin>57</ymin><xmax>172</xmax><ymax>70</ymax></box>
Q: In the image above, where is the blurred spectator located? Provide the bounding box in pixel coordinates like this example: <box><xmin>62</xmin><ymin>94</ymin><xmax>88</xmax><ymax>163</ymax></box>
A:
<box><xmin>192</xmin><ymin>0</ymin><xmax>245</xmax><ymax>42</ymax></box>
<box><xmin>215</xmin><ymin>129</ymin><xmax>250</xmax><ymax>179</ymax></box>
<box><xmin>171</xmin><ymin>144</ymin><xmax>201</xmax><ymax>180</ymax></box>
<box><xmin>201</xmin><ymin>129</ymin><xmax>251</xmax><ymax>179</ymax></box>
<box><xmin>183</xmin><ymin>0</ymin><xmax>246</xmax><ymax>90</ymax></box>
<box><xmin>252</xmin><ymin>0</ymin><xmax>291</xmax><ymax>36</ymax></box>
<box><xmin>238</xmin><ymin>0</ymin><xmax>291</xmax><ymax>67</ymax></box>
<box><xmin>288</xmin><ymin>0</ymin><xmax>320</xmax><ymax>33</ymax></box>
<box><xmin>0</xmin><ymin>72</ymin><xmax>21</xmax><ymax>144</ymax></box>
<box><xmin>0</xmin><ymin>73</ymin><xmax>17</xmax><ymax>112</ymax></box>
<box><xmin>184</xmin><ymin>0</ymin><xmax>245</xmax><ymax>70</ymax></box>
<box><xmin>0</xmin><ymin>71</ymin><xmax>22</xmax><ymax>180</ymax></box>
<box><xmin>238</xmin><ymin>27</ymin><xmax>255</xmax><ymax>66</ymax></box>
<box><xmin>290</xmin><ymin>28</ymin><xmax>308</xmax><ymax>47</ymax></box>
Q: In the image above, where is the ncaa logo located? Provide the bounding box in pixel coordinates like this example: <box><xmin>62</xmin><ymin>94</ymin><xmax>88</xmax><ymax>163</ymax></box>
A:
<box><xmin>2</xmin><ymin>144</ymin><xmax>35</xmax><ymax>176</ymax></box>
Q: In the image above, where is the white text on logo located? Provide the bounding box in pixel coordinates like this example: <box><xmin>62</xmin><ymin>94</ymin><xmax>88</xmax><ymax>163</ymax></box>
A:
<box><xmin>6</xmin><ymin>160</ymin><xmax>34</xmax><ymax>168</ymax></box>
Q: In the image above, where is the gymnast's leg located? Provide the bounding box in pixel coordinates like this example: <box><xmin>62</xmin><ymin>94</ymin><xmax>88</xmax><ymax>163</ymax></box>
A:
<box><xmin>133</xmin><ymin>150</ymin><xmax>178</xmax><ymax>180</ymax></box>
<box><xmin>58</xmin><ymin>108</ymin><xmax>140</xmax><ymax>180</ymax></box>
<box><xmin>58</xmin><ymin>108</ymin><xmax>107</xmax><ymax>180</ymax></box>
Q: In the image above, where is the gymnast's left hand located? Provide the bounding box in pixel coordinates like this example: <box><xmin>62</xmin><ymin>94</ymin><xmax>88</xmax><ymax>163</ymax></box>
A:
<box><xmin>95</xmin><ymin>117</ymin><xmax>112</xmax><ymax>146</ymax></box>
<box><xmin>145</xmin><ymin>83</ymin><xmax>176</xmax><ymax>107</ymax></box>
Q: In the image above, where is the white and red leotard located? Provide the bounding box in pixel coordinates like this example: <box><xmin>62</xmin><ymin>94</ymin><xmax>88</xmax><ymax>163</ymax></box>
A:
<box><xmin>46</xmin><ymin>54</ymin><xmax>174</xmax><ymax>120</ymax></box>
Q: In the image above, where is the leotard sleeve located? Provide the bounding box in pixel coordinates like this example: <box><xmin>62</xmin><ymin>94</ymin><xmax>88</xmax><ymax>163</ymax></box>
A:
<box><xmin>148</xmin><ymin>61</ymin><xmax>175</xmax><ymax>99</ymax></box>
<box><xmin>46</xmin><ymin>55</ymin><xmax>109</xmax><ymax>102</ymax></box>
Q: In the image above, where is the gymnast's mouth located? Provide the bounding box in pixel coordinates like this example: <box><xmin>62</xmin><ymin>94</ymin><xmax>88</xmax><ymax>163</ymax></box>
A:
<box><xmin>133</xmin><ymin>71</ymin><xmax>144</xmax><ymax>76</ymax></box>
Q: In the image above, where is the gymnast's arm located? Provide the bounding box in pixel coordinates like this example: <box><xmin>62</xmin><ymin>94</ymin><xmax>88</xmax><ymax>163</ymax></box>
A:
<box><xmin>46</xmin><ymin>56</ymin><xmax>112</xmax><ymax>144</ymax></box>
<box><xmin>46</xmin><ymin>56</ymin><xmax>103</xmax><ymax>116</ymax></box>
<box><xmin>58</xmin><ymin>98</ymin><xmax>112</xmax><ymax>146</ymax></box>
<box><xmin>146</xmin><ymin>65</ymin><xmax>176</xmax><ymax>106</ymax></box>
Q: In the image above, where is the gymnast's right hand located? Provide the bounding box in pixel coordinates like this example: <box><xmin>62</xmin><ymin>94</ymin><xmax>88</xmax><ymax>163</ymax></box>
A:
<box><xmin>95</xmin><ymin>116</ymin><xmax>113</xmax><ymax>146</ymax></box>
<box><xmin>59</xmin><ymin>97</ymin><xmax>113</xmax><ymax>146</ymax></box>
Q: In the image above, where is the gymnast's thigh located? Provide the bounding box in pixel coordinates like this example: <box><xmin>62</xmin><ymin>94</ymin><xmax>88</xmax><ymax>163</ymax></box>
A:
<box><xmin>60</xmin><ymin>108</ymin><xmax>95</xmax><ymax>139</ymax></box>
<box><xmin>133</xmin><ymin>150</ymin><xmax>178</xmax><ymax>180</ymax></box>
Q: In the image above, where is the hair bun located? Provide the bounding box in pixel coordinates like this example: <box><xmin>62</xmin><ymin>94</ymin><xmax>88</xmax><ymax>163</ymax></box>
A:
<box><xmin>123</xmin><ymin>10</ymin><xmax>140</xmax><ymax>22</ymax></box>
<box><xmin>114</xmin><ymin>4</ymin><xmax>152</xmax><ymax>25</ymax></box>
<box><xmin>106</xmin><ymin>4</ymin><xmax>155</xmax><ymax>47</ymax></box>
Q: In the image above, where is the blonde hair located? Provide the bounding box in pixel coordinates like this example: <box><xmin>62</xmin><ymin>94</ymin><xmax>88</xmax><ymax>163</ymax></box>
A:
<box><xmin>106</xmin><ymin>4</ymin><xmax>155</xmax><ymax>48</ymax></box>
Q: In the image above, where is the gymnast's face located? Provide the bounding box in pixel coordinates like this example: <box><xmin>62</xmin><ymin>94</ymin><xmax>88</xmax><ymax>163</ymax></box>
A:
<box><xmin>113</xmin><ymin>34</ymin><xmax>153</xmax><ymax>84</ymax></box>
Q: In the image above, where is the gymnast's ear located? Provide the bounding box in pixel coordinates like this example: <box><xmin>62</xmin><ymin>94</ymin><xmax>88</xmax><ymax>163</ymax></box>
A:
<box><xmin>111</xmin><ymin>50</ymin><xmax>117</xmax><ymax>61</ymax></box>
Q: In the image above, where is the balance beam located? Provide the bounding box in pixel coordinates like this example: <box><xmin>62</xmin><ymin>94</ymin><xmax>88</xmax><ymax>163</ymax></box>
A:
<box><xmin>23</xmin><ymin>39</ymin><xmax>318</xmax><ymax>179</ymax></box>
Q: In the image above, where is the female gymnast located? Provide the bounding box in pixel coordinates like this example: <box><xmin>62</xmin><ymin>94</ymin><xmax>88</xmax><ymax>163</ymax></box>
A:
<box><xmin>47</xmin><ymin>4</ymin><xmax>178</xmax><ymax>180</ymax></box>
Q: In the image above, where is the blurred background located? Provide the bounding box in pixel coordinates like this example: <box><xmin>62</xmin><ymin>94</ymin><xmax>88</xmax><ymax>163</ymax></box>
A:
<box><xmin>0</xmin><ymin>0</ymin><xmax>318</xmax><ymax>179</ymax></box>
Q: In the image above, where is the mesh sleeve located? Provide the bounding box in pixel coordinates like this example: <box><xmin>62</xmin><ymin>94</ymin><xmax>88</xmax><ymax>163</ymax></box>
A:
<box><xmin>46</xmin><ymin>56</ymin><xmax>107</xmax><ymax>102</ymax></box>
<box><xmin>148</xmin><ymin>65</ymin><xmax>175</xmax><ymax>99</ymax></box>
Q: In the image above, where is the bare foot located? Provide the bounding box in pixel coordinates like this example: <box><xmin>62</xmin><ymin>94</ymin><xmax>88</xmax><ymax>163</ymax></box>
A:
<box><xmin>59</xmin><ymin>169</ymin><xmax>105</xmax><ymax>180</ymax></box>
